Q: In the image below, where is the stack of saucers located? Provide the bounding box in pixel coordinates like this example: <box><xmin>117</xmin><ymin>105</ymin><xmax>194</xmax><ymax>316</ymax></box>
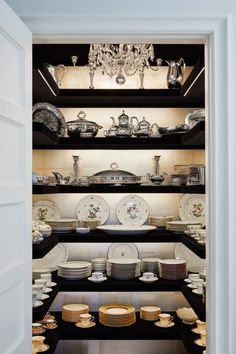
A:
<box><xmin>58</xmin><ymin>261</ymin><xmax>92</xmax><ymax>280</ymax></box>
<box><xmin>159</xmin><ymin>259</ymin><xmax>187</xmax><ymax>280</ymax></box>
<box><xmin>62</xmin><ymin>303</ymin><xmax>89</xmax><ymax>322</ymax></box>
<box><xmin>141</xmin><ymin>258</ymin><xmax>161</xmax><ymax>274</ymax></box>
<box><xmin>107</xmin><ymin>258</ymin><xmax>141</xmax><ymax>280</ymax></box>
<box><xmin>149</xmin><ymin>215</ymin><xmax>173</xmax><ymax>227</ymax></box>
<box><xmin>140</xmin><ymin>306</ymin><xmax>161</xmax><ymax>321</ymax></box>
<box><xmin>166</xmin><ymin>221</ymin><xmax>202</xmax><ymax>233</ymax></box>
<box><xmin>99</xmin><ymin>304</ymin><xmax>136</xmax><ymax>327</ymax></box>
<box><xmin>91</xmin><ymin>258</ymin><xmax>107</xmax><ymax>273</ymax></box>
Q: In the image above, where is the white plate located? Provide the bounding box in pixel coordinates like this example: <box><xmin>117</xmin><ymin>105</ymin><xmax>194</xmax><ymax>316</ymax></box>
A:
<box><xmin>116</xmin><ymin>195</ymin><xmax>149</xmax><ymax>226</ymax></box>
<box><xmin>76</xmin><ymin>195</ymin><xmax>109</xmax><ymax>225</ymax></box>
<box><xmin>58</xmin><ymin>261</ymin><xmax>91</xmax><ymax>269</ymax></box>
<box><xmin>97</xmin><ymin>225</ymin><xmax>156</xmax><ymax>235</ymax></box>
<box><xmin>32</xmin><ymin>200</ymin><xmax>60</xmax><ymax>221</ymax></box>
<box><xmin>32</xmin><ymin>244</ymin><xmax>69</xmax><ymax>271</ymax></box>
<box><xmin>139</xmin><ymin>277</ymin><xmax>158</xmax><ymax>283</ymax></box>
<box><xmin>107</xmin><ymin>243</ymin><xmax>139</xmax><ymax>259</ymax></box>
<box><xmin>174</xmin><ymin>243</ymin><xmax>206</xmax><ymax>273</ymax></box>
<box><xmin>108</xmin><ymin>258</ymin><xmax>140</xmax><ymax>265</ymax></box>
<box><xmin>179</xmin><ymin>194</ymin><xmax>206</xmax><ymax>225</ymax></box>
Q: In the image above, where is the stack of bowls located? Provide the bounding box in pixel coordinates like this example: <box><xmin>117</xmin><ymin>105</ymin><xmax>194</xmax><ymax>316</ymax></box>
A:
<box><xmin>107</xmin><ymin>258</ymin><xmax>141</xmax><ymax>280</ymax></box>
<box><xmin>140</xmin><ymin>306</ymin><xmax>161</xmax><ymax>321</ymax></box>
<box><xmin>99</xmin><ymin>304</ymin><xmax>136</xmax><ymax>327</ymax></box>
<box><xmin>46</xmin><ymin>219</ymin><xmax>78</xmax><ymax>232</ymax></box>
<box><xmin>141</xmin><ymin>258</ymin><xmax>160</xmax><ymax>274</ymax></box>
<box><xmin>62</xmin><ymin>303</ymin><xmax>89</xmax><ymax>322</ymax></box>
<box><xmin>91</xmin><ymin>258</ymin><xmax>107</xmax><ymax>273</ymax></box>
<box><xmin>159</xmin><ymin>259</ymin><xmax>187</xmax><ymax>280</ymax></box>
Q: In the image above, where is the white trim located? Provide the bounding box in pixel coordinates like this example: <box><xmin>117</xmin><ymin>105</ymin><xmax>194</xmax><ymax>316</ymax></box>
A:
<box><xmin>28</xmin><ymin>15</ymin><xmax>232</xmax><ymax>354</ymax></box>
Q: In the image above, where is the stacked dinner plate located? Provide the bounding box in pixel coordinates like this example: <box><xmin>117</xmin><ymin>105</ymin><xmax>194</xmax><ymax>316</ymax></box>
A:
<box><xmin>62</xmin><ymin>303</ymin><xmax>89</xmax><ymax>322</ymax></box>
<box><xmin>149</xmin><ymin>215</ymin><xmax>173</xmax><ymax>227</ymax></box>
<box><xmin>107</xmin><ymin>258</ymin><xmax>141</xmax><ymax>280</ymax></box>
<box><xmin>91</xmin><ymin>258</ymin><xmax>107</xmax><ymax>273</ymax></box>
<box><xmin>58</xmin><ymin>261</ymin><xmax>92</xmax><ymax>279</ymax></box>
<box><xmin>141</xmin><ymin>258</ymin><xmax>161</xmax><ymax>274</ymax></box>
<box><xmin>140</xmin><ymin>306</ymin><xmax>161</xmax><ymax>321</ymax></box>
<box><xmin>166</xmin><ymin>221</ymin><xmax>202</xmax><ymax>233</ymax></box>
<box><xmin>159</xmin><ymin>259</ymin><xmax>187</xmax><ymax>280</ymax></box>
<box><xmin>99</xmin><ymin>304</ymin><xmax>136</xmax><ymax>327</ymax></box>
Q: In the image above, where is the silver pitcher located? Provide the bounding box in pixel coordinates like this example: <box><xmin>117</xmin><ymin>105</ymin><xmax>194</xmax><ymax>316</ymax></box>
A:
<box><xmin>166</xmin><ymin>58</ymin><xmax>185</xmax><ymax>89</ymax></box>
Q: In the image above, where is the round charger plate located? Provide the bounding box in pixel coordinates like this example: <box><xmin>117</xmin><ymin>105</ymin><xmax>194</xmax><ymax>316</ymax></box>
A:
<box><xmin>116</xmin><ymin>195</ymin><xmax>149</xmax><ymax>226</ymax></box>
<box><xmin>76</xmin><ymin>195</ymin><xmax>110</xmax><ymax>225</ymax></box>
<box><xmin>33</xmin><ymin>102</ymin><xmax>66</xmax><ymax>137</ymax></box>
<box><xmin>179</xmin><ymin>194</ymin><xmax>206</xmax><ymax>225</ymax></box>
<box><xmin>174</xmin><ymin>243</ymin><xmax>206</xmax><ymax>273</ymax></box>
<box><xmin>32</xmin><ymin>243</ymin><xmax>69</xmax><ymax>271</ymax></box>
<box><xmin>32</xmin><ymin>200</ymin><xmax>60</xmax><ymax>221</ymax></box>
<box><xmin>107</xmin><ymin>243</ymin><xmax>139</xmax><ymax>259</ymax></box>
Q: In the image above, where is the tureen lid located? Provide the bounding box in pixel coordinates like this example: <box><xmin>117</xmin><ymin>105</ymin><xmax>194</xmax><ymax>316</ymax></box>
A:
<box><xmin>93</xmin><ymin>162</ymin><xmax>135</xmax><ymax>177</ymax></box>
<box><xmin>67</xmin><ymin>111</ymin><xmax>102</xmax><ymax>128</ymax></box>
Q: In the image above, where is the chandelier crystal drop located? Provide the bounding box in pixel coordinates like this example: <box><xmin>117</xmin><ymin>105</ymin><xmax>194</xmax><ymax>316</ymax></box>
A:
<box><xmin>88</xmin><ymin>44</ymin><xmax>162</xmax><ymax>89</ymax></box>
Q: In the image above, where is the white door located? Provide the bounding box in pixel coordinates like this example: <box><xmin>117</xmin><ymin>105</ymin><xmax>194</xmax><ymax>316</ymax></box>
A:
<box><xmin>0</xmin><ymin>1</ymin><xmax>32</xmax><ymax>353</ymax></box>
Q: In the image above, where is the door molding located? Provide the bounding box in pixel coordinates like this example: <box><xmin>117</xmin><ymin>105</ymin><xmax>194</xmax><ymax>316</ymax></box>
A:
<box><xmin>29</xmin><ymin>15</ymin><xmax>231</xmax><ymax>354</ymax></box>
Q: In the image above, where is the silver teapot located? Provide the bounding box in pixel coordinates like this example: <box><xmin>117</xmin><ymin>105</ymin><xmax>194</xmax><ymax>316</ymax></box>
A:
<box><xmin>131</xmin><ymin>116</ymin><xmax>159</xmax><ymax>138</ymax></box>
<box><xmin>111</xmin><ymin>110</ymin><xmax>137</xmax><ymax>138</ymax></box>
<box><xmin>166</xmin><ymin>58</ymin><xmax>185</xmax><ymax>89</ymax></box>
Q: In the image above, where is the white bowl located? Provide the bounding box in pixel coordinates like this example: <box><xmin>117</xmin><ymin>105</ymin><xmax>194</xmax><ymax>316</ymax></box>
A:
<box><xmin>176</xmin><ymin>307</ymin><xmax>198</xmax><ymax>324</ymax></box>
<box><xmin>76</xmin><ymin>227</ymin><xmax>90</xmax><ymax>234</ymax></box>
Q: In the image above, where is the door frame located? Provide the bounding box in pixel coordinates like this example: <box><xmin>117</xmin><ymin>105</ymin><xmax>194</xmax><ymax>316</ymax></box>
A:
<box><xmin>31</xmin><ymin>15</ymin><xmax>231</xmax><ymax>354</ymax></box>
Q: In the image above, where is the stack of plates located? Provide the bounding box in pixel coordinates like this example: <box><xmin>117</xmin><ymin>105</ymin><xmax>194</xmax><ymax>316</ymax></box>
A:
<box><xmin>99</xmin><ymin>304</ymin><xmax>136</xmax><ymax>327</ymax></box>
<box><xmin>149</xmin><ymin>215</ymin><xmax>173</xmax><ymax>227</ymax></box>
<box><xmin>140</xmin><ymin>306</ymin><xmax>161</xmax><ymax>321</ymax></box>
<box><xmin>159</xmin><ymin>259</ymin><xmax>187</xmax><ymax>280</ymax></box>
<box><xmin>58</xmin><ymin>261</ymin><xmax>92</xmax><ymax>279</ymax></box>
<box><xmin>166</xmin><ymin>221</ymin><xmax>202</xmax><ymax>233</ymax></box>
<box><xmin>62</xmin><ymin>303</ymin><xmax>89</xmax><ymax>322</ymax></box>
<box><xmin>141</xmin><ymin>258</ymin><xmax>160</xmax><ymax>274</ymax></box>
<box><xmin>91</xmin><ymin>258</ymin><xmax>107</xmax><ymax>272</ymax></box>
<box><xmin>107</xmin><ymin>258</ymin><xmax>141</xmax><ymax>280</ymax></box>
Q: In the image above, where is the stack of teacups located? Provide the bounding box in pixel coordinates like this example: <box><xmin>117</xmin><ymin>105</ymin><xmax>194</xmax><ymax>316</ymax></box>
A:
<box><xmin>40</xmin><ymin>273</ymin><xmax>53</xmax><ymax>287</ymax></box>
<box><xmin>140</xmin><ymin>306</ymin><xmax>161</xmax><ymax>321</ymax></box>
<box><xmin>185</xmin><ymin>224</ymin><xmax>202</xmax><ymax>235</ymax></box>
<box><xmin>195</xmin><ymin>229</ymin><xmax>207</xmax><ymax>245</ymax></box>
<box><xmin>91</xmin><ymin>258</ymin><xmax>107</xmax><ymax>273</ymax></box>
<box><xmin>32</xmin><ymin>268</ymin><xmax>51</xmax><ymax>280</ymax></box>
<box><xmin>141</xmin><ymin>258</ymin><xmax>160</xmax><ymax>274</ymax></box>
<box><xmin>159</xmin><ymin>259</ymin><xmax>187</xmax><ymax>280</ymax></box>
<box><xmin>62</xmin><ymin>303</ymin><xmax>89</xmax><ymax>322</ymax></box>
<box><xmin>32</xmin><ymin>323</ymin><xmax>45</xmax><ymax>335</ymax></box>
<box><xmin>186</xmin><ymin>273</ymin><xmax>205</xmax><ymax>295</ymax></box>
<box><xmin>32</xmin><ymin>284</ymin><xmax>44</xmax><ymax>301</ymax></box>
<box><xmin>192</xmin><ymin>320</ymin><xmax>207</xmax><ymax>347</ymax></box>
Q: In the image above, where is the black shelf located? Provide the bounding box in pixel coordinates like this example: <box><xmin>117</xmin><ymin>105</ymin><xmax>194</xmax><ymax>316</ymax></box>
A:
<box><xmin>181</xmin><ymin>234</ymin><xmax>206</xmax><ymax>259</ymax></box>
<box><xmin>53</xmin><ymin>274</ymin><xmax>182</xmax><ymax>292</ymax></box>
<box><xmin>33</xmin><ymin>121</ymin><xmax>205</xmax><ymax>150</ymax></box>
<box><xmin>33</xmin><ymin>234</ymin><xmax>59</xmax><ymax>259</ymax></box>
<box><xmin>33</xmin><ymin>184</ymin><xmax>205</xmax><ymax>194</ymax></box>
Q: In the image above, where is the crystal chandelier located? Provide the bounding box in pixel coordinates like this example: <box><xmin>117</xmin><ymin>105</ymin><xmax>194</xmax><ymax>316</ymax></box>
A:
<box><xmin>88</xmin><ymin>44</ymin><xmax>162</xmax><ymax>89</ymax></box>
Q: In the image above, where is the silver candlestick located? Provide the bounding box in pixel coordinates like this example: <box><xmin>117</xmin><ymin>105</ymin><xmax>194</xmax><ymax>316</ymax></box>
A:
<box><xmin>153</xmin><ymin>155</ymin><xmax>161</xmax><ymax>175</ymax></box>
<box><xmin>71</xmin><ymin>155</ymin><xmax>80</xmax><ymax>185</ymax></box>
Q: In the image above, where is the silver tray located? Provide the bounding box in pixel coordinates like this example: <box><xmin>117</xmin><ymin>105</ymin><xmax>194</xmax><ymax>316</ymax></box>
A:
<box><xmin>33</xmin><ymin>102</ymin><xmax>66</xmax><ymax>137</ymax></box>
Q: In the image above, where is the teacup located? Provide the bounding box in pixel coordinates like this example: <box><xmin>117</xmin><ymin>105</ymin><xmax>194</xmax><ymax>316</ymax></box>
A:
<box><xmin>32</xmin><ymin>291</ymin><xmax>37</xmax><ymax>307</ymax></box>
<box><xmin>42</xmin><ymin>312</ymin><xmax>55</xmax><ymax>322</ymax></box>
<box><xmin>159</xmin><ymin>313</ymin><xmax>174</xmax><ymax>326</ymax></box>
<box><xmin>43</xmin><ymin>319</ymin><xmax>58</xmax><ymax>330</ymax></box>
<box><xmin>191</xmin><ymin>278</ymin><xmax>204</xmax><ymax>287</ymax></box>
<box><xmin>199</xmin><ymin>329</ymin><xmax>207</xmax><ymax>346</ymax></box>
<box><xmin>143</xmin><ymin>272</ymin><xmax>157</xmax><ymax>280</ymax></box>
<box><xmin>197</xmin><ymin>283</ymin><xmax>203</xmax><ymax>293</ymax></box>
<box><xmin>188</xmin><ymin>273</ymin><xmax>200</xmax><ymax>281</ymax></box>
<box><xmin>32</xmin><ymin>336</ymin><xmax>46</xmax><ymax>351</ymax></box>
<box><xmin>196</xmin><ymin>319</ymin><xmax>206</xmax><ymax>331</ymax></box>
<box><xmin>35</xmin><ymin>279</ymin><xmax>47</xmax><ymax>292</ymax></box>
<box><xmin>91</xmin><ymin>272</ymin><xmax>106</xmax><ymax>280</ymax></box>
<box><xmin>196</xmin><ymin>230</ymin><xmax>207</xmax><ymax>240</ymax></box>
<box><xmin>187</xmin><ymin>224</ymin><xmax>202</xmax><ymax>234</ymax></box>
<box><xmin>40</xmin><ymin>273</ymin><xmax>52</xmax><ymax>287</ymax></box>
<box><xmin>80</xmin><ymin>313</ymin><xmax>95</xmax><ymax>327</ymax></box>
<box><xmin>32</xmin><ymin>323</ymin><xmax>44</xmax><ymax>335</ymax></box>
<box><xmin>32</xmin><ymin>284</ymin><xmax>43</xmax><ymax>300</ymax></box>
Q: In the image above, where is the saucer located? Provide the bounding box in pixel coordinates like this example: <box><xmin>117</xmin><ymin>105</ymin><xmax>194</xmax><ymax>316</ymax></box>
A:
<box><xmin>192</xmin><ymin>289</ymin><xmax>203</xmax><ymax>295</ymax></box>
<box><xmin>184</xmin><ymin>230</ymin><xmax>194</xmax><ymax>235</ymax></box>
<box><xmin>192</xmin><ymin>327</ymin><xmax>202</xmax><ymax>334</ymax></box>
<box><xmin>33</xmin><ymin>301</ymin><xmax>43</xmax><ymax>308</ymax></box>
<box><xmin>88</xmin><ymin>276</ymin><xmax>107</xmax><ymax>283</ymax></box>
<box><xmin>75</xmin><ymin>321</ymin><xmax>96</xmax><ymax>328</ymax></box>
<box><xmin>32</xmin><ymin>328</ymin><xmax>45</xmax><ymax>335</ymax></box>
<box><xmin>198</xmin><ymin>241</ymin><xmax>206</xmax><ymax>245</ymax></box>
<box><xmin>187</xmin><ymin>283</ymin><xmax>198</xmax><ymax>289</ymax></box>
<box><xmin>203</xmin><ymin>350</ymin><xmax>206</xmax><ymax>354</ymax></box>
<box><xmin>38</xmin><ymin>294</ymin><xmax>49</xmax><ymax>300</ymax></box>
<box><xmin>35</xmin><ymin>344</ymin><xmax>50</xmax><ymax>352</ymax></box>
<box><xmin>194</xmin><ymin>338</ymin><xmax>206</xmax><ymax>347</ymax></box>
<box><xmin>43</xmin><ymin>287</ymin><xmax>52</xmax><ymax>293</ymax></box>
<box><xmin>184</xmin><ymin>278</ymin><xmax>192</xmax><ymax>283</ymax></box>
<box><xmin>49</xmin><ymin>282</ymin><xmax>57</xmax><ymax>287</ymax></box>
<box><xmin>154</xmin><ymin>321</ymin><xmax>175</xmax><ymax>328</ymax></box>
<box><xmin>43</xmin><ymin>323</ymin><xmax>58</xmax><ymax>330</ymax></box>
<box><xmin>139</xmin><ymin>276</ymin><xmax>158</xmax><ymax>283</ymax></box>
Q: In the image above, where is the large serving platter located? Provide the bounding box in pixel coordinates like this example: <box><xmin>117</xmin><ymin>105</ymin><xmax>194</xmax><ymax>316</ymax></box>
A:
<box><xmin>116</xmin><ymin>195</ymin><xmax>149</xmax><ymax>226</ymax></box>
<box><xmin>76</xmin><ymin>195</ymin><xmax>109</xmax><ymax>225</ymax></box>
<box><xmin>97</xmin><ymin>225</ymin><xmax>156</xmax><ymax>235</ymax></box>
